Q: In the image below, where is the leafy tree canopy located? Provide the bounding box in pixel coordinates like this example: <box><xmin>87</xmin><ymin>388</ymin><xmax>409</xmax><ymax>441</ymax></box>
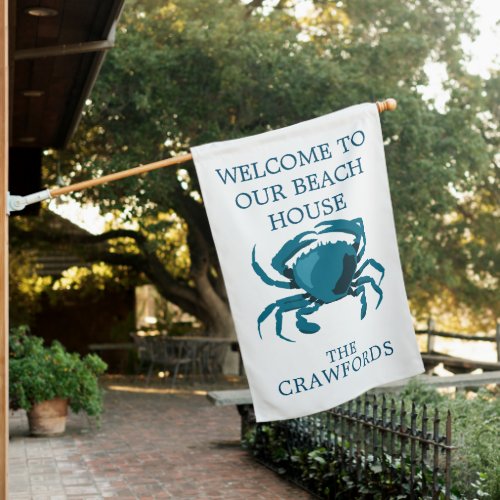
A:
<box><xmin>42</xmin><ymin>0</ymin><xmax>498</xmax><ymax>333</ymax></box>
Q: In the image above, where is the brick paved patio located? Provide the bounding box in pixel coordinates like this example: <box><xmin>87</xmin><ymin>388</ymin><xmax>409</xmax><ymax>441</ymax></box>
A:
<box><xmin>9</xmin><ymin>378</ymin><xmax>311</xmax><ymax>499</ymax></box>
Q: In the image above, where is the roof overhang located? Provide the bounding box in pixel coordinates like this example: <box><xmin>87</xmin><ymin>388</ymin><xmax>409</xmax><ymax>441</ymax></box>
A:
<box><xmin>10</xmin><ymin>0</ymin><xmax>125</xmax><ymax>150</ymax></box>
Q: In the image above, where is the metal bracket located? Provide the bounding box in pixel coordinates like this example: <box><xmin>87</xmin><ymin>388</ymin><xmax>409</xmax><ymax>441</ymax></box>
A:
<box><xmin>7</xmin><ymin>189</ymin><xmax>52</xmax><ymax>215</ymax></box>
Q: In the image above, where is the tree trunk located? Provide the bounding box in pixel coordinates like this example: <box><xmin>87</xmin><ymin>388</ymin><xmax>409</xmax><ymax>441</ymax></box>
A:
<box><xmin>147</xmin><ymin>263</ymin><xmax>236</xmax><ymax>339</ymax></box>
<box><xmin>195</xmin><ymin>272</ymin><xmax>236</xmax><ymax>338</ymax></box>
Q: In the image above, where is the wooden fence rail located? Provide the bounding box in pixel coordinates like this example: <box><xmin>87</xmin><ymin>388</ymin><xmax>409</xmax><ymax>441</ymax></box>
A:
<box><xmin>415</xmin><ymin>329</ymin><xmax>496</xmax><ymax>343</ymax></box>
<box><xmin>416</xmin><ymin>321</ymin><xmax>500</xmax><ymax>362</ymax></box>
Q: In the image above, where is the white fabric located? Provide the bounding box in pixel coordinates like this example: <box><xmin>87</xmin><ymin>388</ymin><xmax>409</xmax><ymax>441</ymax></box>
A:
<box><xmin>191</xmin><ymin>103</ymin><xmax>424</xmax><ymax>422</ymax></box>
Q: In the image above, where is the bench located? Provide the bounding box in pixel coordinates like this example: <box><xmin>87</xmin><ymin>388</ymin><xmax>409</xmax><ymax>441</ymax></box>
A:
<box><xmin>207</xmin><ymin>371</ymin><xmax>500</xmax><ymax>433</ymax></box>
<box><xmin>208</xmin><ymin>389</ymin><xmax>252</xmax><ymax>406</ymax></box>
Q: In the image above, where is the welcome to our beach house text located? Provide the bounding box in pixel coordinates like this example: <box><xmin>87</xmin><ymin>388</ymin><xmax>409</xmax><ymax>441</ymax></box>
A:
<box><xmin>214</xmin><ymin>129</ymin><xmax>367</xmax><ymax>232</ymax></box>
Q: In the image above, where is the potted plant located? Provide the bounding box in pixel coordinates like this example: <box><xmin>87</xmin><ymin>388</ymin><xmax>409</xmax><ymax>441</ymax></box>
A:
<box><xmin>9</xmin><ymin>326</ymin><xmax>107</xmax><ymax>436</ymax></box>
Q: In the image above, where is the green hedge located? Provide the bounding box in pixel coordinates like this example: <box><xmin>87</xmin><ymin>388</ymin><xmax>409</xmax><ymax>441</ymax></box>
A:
<box><xmin>246</xmin><ymin>422</ymin><xmax>445</xmax><ymax>498</ymax></box>
<box><xmin>244</xmin><ymin>383</ymin><xmax>499</xmax><ymax>499</ymax></box>
<box><xmin>400</xmin><ymin>382</ymin><xmax>499</xmax><ymax>499</ymax></box>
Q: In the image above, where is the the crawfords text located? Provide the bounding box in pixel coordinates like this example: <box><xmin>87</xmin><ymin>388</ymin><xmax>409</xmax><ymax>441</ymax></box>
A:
<box><xmin>278</xmin><ymin>339</ymin><xmax>394</xmax><ymax>396</ymax></box>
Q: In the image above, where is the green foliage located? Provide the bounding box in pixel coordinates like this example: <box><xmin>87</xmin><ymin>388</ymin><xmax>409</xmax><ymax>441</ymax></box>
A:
<box><xmin>245</xmin><ymin>385</ymin><xmax>499</xmax><ymax>498</ymax></box>
<box><xmin>9</xmin><ymin>211</ymin><xmax>139</xmax><ymax>329</ymax></box>
<box><xmin>401</xmin><ymin>382</ymin><xmax>500</xmax><ymax>498</ymax></box>
<box><xmin>45</xmin><ymin>0</ymin><xmax>499</xmax><ymax>328</ymax></box>
<box><xmin>246</xmin><ymin>421</ymin><xmax>445</xmax><ymax>498</ymax></box>
<box><xmin>444</xmin><ymin>390</ymin><xmax>500</xmax><ymax>499</ymax></box>
<box><xmin>9</xmin><ymin>326</ymin><xmax>108</xmax><ymax>417</ymax></box>
<box><xmin>8</xmin><ymin>249</ymin><xmax>52</xmax><ymax>326</ymax></box>
<box><xmin>400</xmin><ymin>378</ymin><xmax>446</xmax><ymax>406</ymax></box>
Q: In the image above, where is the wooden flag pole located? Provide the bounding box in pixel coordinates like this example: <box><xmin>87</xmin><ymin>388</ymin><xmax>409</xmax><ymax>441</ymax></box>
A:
<box><xmin>7</xmin><ymin>99</ymin><xmax>397</xmax><ymax>213</ymax></box>
<box><xmin>375</xmin><ymin>98</ymin><xmax>397</xmax><ymax>113</ymax></box>
<box><xmin>51</xmin><ymin>153</ymin><xmax>194</xmax><ymax>197</ymax></box>
<box><xmin>50</xmin><ymin>98</ymin><xmax>397</xmax><ymax>199</ymax></box>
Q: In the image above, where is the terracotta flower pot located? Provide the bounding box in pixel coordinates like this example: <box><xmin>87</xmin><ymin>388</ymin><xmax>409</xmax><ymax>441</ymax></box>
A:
<box><xmin>27</xmin><ymin>397</ymin><xmax>69</xmax><ymax>436</ymax></box>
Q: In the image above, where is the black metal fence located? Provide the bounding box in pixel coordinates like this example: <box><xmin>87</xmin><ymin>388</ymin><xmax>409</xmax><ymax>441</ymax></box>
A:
<box><xmin>246</xmin><ymin>394</ymin><xmax>453</xmax><ymax>499</ymax></box>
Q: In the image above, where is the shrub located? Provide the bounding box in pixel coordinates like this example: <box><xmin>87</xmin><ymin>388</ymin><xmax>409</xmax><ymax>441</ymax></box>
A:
<box><xmin>9</xmin><ymin>326</ymin><xmax>108</xmax><ymax>418</ymax></box>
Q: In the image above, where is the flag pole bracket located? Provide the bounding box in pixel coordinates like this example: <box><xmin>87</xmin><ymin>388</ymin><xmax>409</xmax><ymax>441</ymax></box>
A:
<box><xmin>7</xmin><ymin>189</ymin><xmax>52</xmax><ymax>215</ymax></box>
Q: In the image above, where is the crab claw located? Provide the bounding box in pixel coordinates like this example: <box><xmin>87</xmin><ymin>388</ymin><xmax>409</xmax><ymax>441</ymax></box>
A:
<box><xmin>315</xmin><ymin>218</ymin><xmax>366</xmax><ymax>256</ymax></box>
<box><xmin>252</xmin><ymin>246</ymin><xmax>292</xmax><ymax>289</ymax></box>
<box><xmin>315</xmin><ymin>218</ymin><xmax>363</xmax><ymax>236</ymax></box>
<box><xmin>271</xmin><ymin>230</ymin><xmax>316</xmax><ymax>274</ymax></box>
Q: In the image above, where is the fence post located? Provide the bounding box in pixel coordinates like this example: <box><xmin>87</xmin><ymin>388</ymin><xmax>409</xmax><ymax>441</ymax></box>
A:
<box><xmin>421</xmin><ymin>405</ymin><xmax>429</xmax><ymax>497</ymax></box>
<box><xmin>496</xmin><ymin>322</ymin><xmax>500</xmax><ymax>362</ymax></box>
<box><xmin>427</xmin><ymin>317</ymin><xmax>436</xmax><ymax>353</ymax></box>
<box><xmin>445</xmin><ymin>410</ymin><xmax>452</xmax><ymax>500</ymax></box>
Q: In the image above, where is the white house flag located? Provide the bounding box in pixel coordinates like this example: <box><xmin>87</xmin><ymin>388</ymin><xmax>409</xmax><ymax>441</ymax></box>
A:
<box><xmin>191</xmin><ymin>103</ymin><xmax>424</xmax><ymax>422</ymax></box>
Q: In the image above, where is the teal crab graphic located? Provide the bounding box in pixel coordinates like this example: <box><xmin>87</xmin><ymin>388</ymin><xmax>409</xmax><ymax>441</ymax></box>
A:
<box><xmin>252</xmin><ymin>218</ymin><xmax>385</xmax><ymax>342</ymax></box>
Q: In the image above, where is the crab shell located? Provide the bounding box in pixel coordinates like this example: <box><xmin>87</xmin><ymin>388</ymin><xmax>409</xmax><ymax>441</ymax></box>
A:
<box><xmin>290</xmin><ymin>240</ymin><xmax>357</xmax><ymax>303</ymax></box>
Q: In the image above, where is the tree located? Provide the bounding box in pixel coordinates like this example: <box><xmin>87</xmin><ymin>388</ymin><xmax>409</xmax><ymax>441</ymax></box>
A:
<box><xmin>42</xmin><ymin>0</ymin><xmax>498</xmax><ymax>334</ymax></box>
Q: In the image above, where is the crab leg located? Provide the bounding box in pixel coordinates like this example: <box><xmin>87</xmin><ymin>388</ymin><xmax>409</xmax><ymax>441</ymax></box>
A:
<box><xmin>275</xmin><ymin>295</ymin><xmax>312</xmax><ymax>342</ymax></box>
<box><xmin>349</xmin><ymin>284</ymin><xmax>368</xmax><ymax>319</ymax></box>
<box><xmin>354</xmin><ymin>258</ymin><xmax>385</xmax><ymax>285</ymax></box>
<box><xmin>295</xmin><ymin>302</ymin><xmax>321</xmax><ymax>334</ymax></box>
<box><xmin>352</xmin><ymin>276</ymin><xmax>383</xmax><ymax>309</ymax></box>
<box><xmin>252</xmin><ymin>246</ymin><xmax>292</xmax><ymax>289</ymax></box>
<box><xmin>257</xmin><ymin>294</ymin><xmax>310</xmax><ymax>342</ymax></box>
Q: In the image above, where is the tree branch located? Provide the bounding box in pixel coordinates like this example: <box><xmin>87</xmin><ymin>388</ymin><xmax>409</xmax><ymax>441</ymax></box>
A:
<box><xmin>89</xmin><ymin>251</ymin><xmax>147</xmax><ymax>269</ymax></box>
<box><xmin>91</xmin><ymin>229</ymin><xmax>147</xmax><ymax>245</ymax></box>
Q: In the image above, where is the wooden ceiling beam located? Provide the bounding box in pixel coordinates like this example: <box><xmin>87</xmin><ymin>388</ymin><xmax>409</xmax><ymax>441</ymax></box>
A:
<box><xmin>14</xmin><ymin>39</ymin><xmax>114</xmax><ymax>60</ymax></box>
<box><xmin>11</xmin><ymin>0</ymin><xmax>125</xmax><ymax>149</ymax></box>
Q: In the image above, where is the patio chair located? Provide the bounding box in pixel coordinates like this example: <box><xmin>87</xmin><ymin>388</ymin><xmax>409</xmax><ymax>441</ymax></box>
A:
<box><xmin>159</xmin><ymin>337</ymin><xmax>193</xmax><ymax>386</ymax></box>
<box><xmin>131</xmin><ymin>333</ymin><xmax>192</xmax><ymax>386</ymax></box>
<box><xmin>130</xmin><ymin>332</ymin><xmax>154</xmax><ymax>374</ymax></box>
<box><xmin>201</xmin><ymin>342</ymin><xmax>228</xmax><ymax>380</ymax></box>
